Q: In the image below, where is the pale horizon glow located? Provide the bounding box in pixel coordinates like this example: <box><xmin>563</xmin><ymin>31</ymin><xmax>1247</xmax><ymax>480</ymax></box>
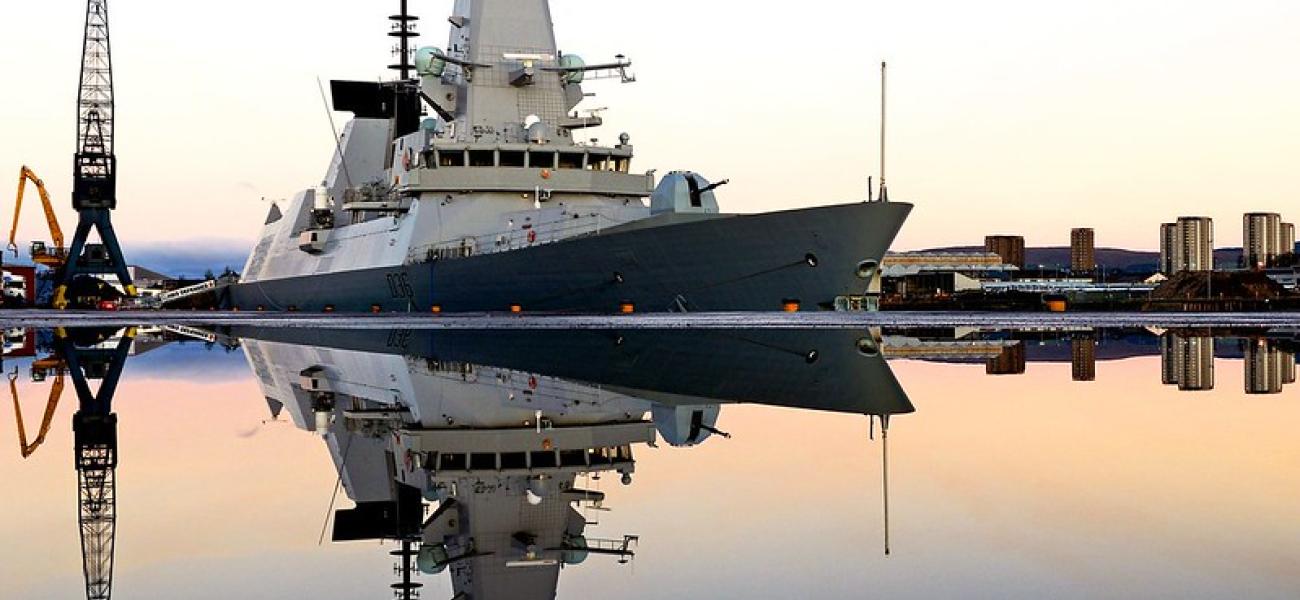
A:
<box><xmin>1</xmin><ymin>0</ymin><xmax>1298</xmax><ymax>256</ymax></box>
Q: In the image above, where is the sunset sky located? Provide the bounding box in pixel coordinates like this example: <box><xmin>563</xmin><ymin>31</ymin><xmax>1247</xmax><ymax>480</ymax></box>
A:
<box><xmin>2</xmin><ymin>0</ymin><xmax>1298</xmax><ymax>263</ymax></box>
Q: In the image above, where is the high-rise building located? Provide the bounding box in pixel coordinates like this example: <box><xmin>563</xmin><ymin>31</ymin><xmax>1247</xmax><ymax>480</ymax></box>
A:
<box><xmin>1071</xmin><ymin>337</ymin><xmax>1096</xmax><ymax>382</ymax></box>
<box><xmin>1283</xmin><ymin>350</ymin><xmax>1297</xmax><ymax>385</ymax></box>
<box><xmin>1243</xmin><ymin>212</ymin><xmax>1281</xmax><ymax>269</ymax></box>
<box><xmin>1159</xmin><ymin>223</ymin><xmax>1178</xmax><ymax>275</ymax></box>
<box><xmin>984</xmin><ymin>235</ymin><xmax>1026</xmax><ymax>271</ymax></box>
<box><xmin>1281</xmin><ymin>222</ymin><xmax>1296</xmax><ymax>258</ymax></box>
<box><xmin>1070</xmin><ymin>228</ymin><xmax>1095</xmax><ymax>273</ymax></box>
<box><xmin>1244</xmin><ymin>339</ymin><xmax>1284</xmax><ymax>394</ymax></box>
<box><xmin>986</xmin><ymin>343</ymin><xmax>1026</xmax><ymax>376</ymax></box>
<box><xmin>1160</xmin><ymin>217</ymin><xmax>1214</xmax><ymax>274</ymax></box>
<box><xmin>1161</xmin><ymin>334</ymin><xmax>1214</xmax><ymax>391</ymax></box>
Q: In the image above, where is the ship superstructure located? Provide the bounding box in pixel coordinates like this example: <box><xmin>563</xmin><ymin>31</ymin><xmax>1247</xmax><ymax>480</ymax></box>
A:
<box><xmin>230</xmin><ymin>0</ymin><xmax>911</xmax><ymax>313</ymax></box>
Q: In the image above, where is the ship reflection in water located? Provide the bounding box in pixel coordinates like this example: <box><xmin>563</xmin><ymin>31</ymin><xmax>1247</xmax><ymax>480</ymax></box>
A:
<box><xmin>2</xmin><ymin>325</ymin><xmax>1298</xmax><ymax>599</ymax></box>
<box><xmin>234</xmin><ymin>327</ymin><xmax>913</xmax><ymax>599</ymax></box>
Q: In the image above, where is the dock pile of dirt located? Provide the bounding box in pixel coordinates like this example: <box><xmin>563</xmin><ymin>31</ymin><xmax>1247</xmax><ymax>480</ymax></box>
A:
<box><xmin>1149</xmin><ymin>271</ymin><xmax>1287</xmax><ymax>300</ymax></box>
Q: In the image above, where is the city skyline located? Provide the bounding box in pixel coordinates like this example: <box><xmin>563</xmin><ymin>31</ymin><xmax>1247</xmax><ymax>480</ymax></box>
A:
<box><xmin>2</xmin><ymin>0</ymin><xmax>1299</xmax><ymax>256</ymax></box>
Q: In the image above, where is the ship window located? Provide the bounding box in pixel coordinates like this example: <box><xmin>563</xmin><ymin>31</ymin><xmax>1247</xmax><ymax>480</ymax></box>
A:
<box><xmin>558</xmin><ymin>152</ymin><xmax>584</xmax><ymax>169</ymax></box>
<box><xmin>469</xmin><ymin>150</ymin><xmax>495</xmax><ymax>167</ymax></box>
<box><xmin>586</xmin><ymin>153</ymin><xmax>610</xmax><ymax>171</ymax></box>
<box><xmin>499</xmin><ymin>150</ymin><xmax>526</xmax><ymax>167</ymax></box>
<box><xmin>470</xmin><ymin>453</ymin><xmax>497</xmax><ymax>470</ymax></box>
<box><xmin>560</xmin><ymin>449</ymin><xmax>587</xmax><ymax>467</ymax></box>
<box><xmin>500</xmin><ymin>452</ymin><xmax>527</xmax><ymax>470</ymax></box>
<box><xmin>438</xmin><ymin>150</ymin><xmax>465</xmax><ymax>167</ymax></box>
<box><xmin>615</xmin><ymin>157</ymin><xmax>631</xmax><ymax>173</ymax></box>
<box><xmin>438</xmin><ymin>453</ymin><xmax>468</xmax><ymax>471</ymax></box>
<box><xmin>528</xmin><ymin>151</ymin><xmax>556</xmax><ymax>169</ymax></box>
<box><xmin>530</xmin><ymin>451</ymin><xmax>558</xmax><ymax>468</ymax></box>
<box><xmin>588</xmin><ymin>448</ymin><xmax>612</xmax><ymax>465</ymax></box>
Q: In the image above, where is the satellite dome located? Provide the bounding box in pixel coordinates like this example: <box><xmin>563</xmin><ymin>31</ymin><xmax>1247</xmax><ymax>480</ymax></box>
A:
<box><xmin>558</xmin><ymin>54</ymin><xmax>586</xmax><ymax>84</ymax></box>
<box><xmin>417</xmin><ymin>544</ymin><xmax>450</xmax><ymax>574</ymax></box>
<box><xmin>562</xmin><ymin>536</ymin><xmax>590</xmax><ymax>565</ymax></box>
<box><xmin>415</xmin><ymin>47</ymin><xmax>447</xmax><ymax>77</ymax></box>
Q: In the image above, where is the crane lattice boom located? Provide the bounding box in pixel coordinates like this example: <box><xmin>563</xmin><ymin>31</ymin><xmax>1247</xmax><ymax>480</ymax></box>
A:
<box><xmin>75</xmin><ymin>0</ymin><xmax>115</xmax><ymax>204</ymax></box>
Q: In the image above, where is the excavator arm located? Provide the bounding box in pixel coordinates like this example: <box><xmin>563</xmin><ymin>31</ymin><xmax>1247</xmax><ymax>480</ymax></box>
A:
<box><xmin>10</xmin><ymin>366</ymin><xmax>65</xmax><ymax>458</ymax></box>
<box><xmin>12</xmin><ymin>166</ymin><xmax>67</xmax><ymax>266</ymax></box>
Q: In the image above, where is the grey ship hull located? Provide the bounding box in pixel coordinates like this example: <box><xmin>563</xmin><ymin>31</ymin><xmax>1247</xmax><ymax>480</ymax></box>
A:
<box><xmin>228</xmin><ymin>201</ymin><xmax>911</xmax><ymax>313</ymax></box>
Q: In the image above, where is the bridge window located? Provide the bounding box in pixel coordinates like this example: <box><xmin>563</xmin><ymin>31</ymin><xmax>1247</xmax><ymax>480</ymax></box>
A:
<box><xmin>470</xmin><ymin>453</ymin><xmax>497</xmax><ymax>470</ymax></box>
<box><xmin>528</xmin><ymin>150</ymin><xmax>556</xmax><ymax>169</ymax></box>
<box><xmin>469</xmin><ymin>150</ymin><xmax>495</xmax><ymax>167</ymax></box>
<box><xmin>558</xmin><ymin>152</ymin><xmax>585</xmax><ymax>169</ymax></box>
<box><xmin>499</xmin><ymin>150</ymin><xmax>526</xmax><ymax>167</ymax></box>
<box><xmin>586</xmin><ymin>153</ymin><xmax>611</xmax><ymax>171</ymax></box>
<box><xmin>437</xmin><ymin>150</ymin><xmax>465</xmax><ymax>167</ymax></box>
<box><xmin>615</xmin><ymin>157</ymin><xmax>631</xmax><ymax>173</ymax></box>
<box><xmin>531</xmin><ymin>451</ymin><xmax>558</xmax><ymax>468</ymax></box>
<box><xmin>500</xmin><ymin>452</ymin><xmax>527</xmax><ymax>470</ymax></box>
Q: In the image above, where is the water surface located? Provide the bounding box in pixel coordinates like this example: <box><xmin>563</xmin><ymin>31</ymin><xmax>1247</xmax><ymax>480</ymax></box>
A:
<box><xmin>2</xmin><ymin>325</ymin><xmax>1297</xmax><ymax>599</ymax></box>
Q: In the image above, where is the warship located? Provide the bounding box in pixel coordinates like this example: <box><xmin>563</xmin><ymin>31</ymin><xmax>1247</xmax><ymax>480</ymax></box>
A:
<box><xmin>235</xmin><ymin>326</ymin><xmax>912</xmax><ymax>598</ymax></box>
<box><xmin>228</xmin><ymin>0</ymin><xmax>912</xmax><ymax>313</ymax></box>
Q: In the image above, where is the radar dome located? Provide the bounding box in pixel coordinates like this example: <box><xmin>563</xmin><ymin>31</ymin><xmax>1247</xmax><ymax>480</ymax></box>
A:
<box><xmin>415</xmin><ymin>47</ymin><xmax>447</xmax><ymax>77</ymax></box>
<box><xmin>559</xmin><ymin>54</ymin><xmax>586</xmax><ymax>84</ymax></box>
<box><xmin>562</xmin><ymin>536</ymin><xmax>590</xmax><ymax>565</ymax></box>
<box><xmin>417</xmin><ymin>544</ymin><xmax>450</xmax><ymax>574</ymax></box>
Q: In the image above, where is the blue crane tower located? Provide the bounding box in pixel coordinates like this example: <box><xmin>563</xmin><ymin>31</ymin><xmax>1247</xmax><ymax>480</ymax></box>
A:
<box><xmin>55</xmin><ymin>0</ymin><xmax>134</xmax><ymax>309</ymax></box>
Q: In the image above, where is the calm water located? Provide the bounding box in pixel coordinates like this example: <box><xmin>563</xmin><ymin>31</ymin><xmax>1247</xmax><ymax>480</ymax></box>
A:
<box><xmin>2</xmin><ymin>325</ymin><xmax>1298</xmax><ymax>599</ymax></box>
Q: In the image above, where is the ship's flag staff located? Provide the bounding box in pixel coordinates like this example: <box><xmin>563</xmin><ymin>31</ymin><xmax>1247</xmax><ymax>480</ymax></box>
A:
<box><xmin>879</xmin><ymin>61</ymin><xmax>889</xmax><ymax>203</ymax></box>
<box><xmin>870</xmin><ymin>413</ymin><xmax>892</xmax><ymax>556</ymax></box>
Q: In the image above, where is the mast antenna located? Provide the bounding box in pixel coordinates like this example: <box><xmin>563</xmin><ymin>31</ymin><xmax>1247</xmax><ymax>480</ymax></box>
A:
<box><xmin>388</xmin><ymin>0</ymin><xmax>419</xmax><ymax>80</ymax></box>
<box><xmin>878</xmin><ymin>62</ymin><xmax>889</xmax><ymax>203</ymax></box>
<box><xmin>881</xmin><ymin>414</ymin><xmax>891</xmax><ymax>556</ymax></box>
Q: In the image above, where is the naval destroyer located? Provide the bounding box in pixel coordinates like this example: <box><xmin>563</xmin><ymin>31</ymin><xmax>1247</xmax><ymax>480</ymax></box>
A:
<box><xmin>229</xmin><ymin>0</ymin><xmax>912</xmax><ymax>313</ymax></box>
<box><xmin>236</xmin><ymin>326</ymin><xmax>911</xmax><ymax>598</ymax></box>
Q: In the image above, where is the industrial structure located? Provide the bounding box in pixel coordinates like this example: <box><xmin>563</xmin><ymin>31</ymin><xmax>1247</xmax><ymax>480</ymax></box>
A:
<box><xmin>984</xmin><ymin>235</ymin><xmax>1026</xmax><ymax>270</ymax></box>
<box><xmin>11</xmin><ymin>166</ymin><xmax>70</xmax><ymax>267</ymax></box>
<box><xmin>879</xmin><ymin>251</ymin><xmax>1018</xmax><ymax>298</ymax></box>
<box><xmin>56</xmin><ymin>0</ymin><xmax>134</xmax><ymax>309</ymax></box>
<box><xmin>9</xmin><ymin>328</ymin><xmax>133</xmax><ymax>600</ymax></box>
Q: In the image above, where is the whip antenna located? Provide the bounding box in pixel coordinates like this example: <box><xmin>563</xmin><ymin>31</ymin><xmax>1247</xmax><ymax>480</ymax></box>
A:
<box><xmin>316</xmin><ymin>77</ymin><xmax>353</xmax><ymax>190</ymax></box>
<box><xmin>878</xmin><ymin>62</ymin><xmax>889</xmax><ymax>203</ymax></box>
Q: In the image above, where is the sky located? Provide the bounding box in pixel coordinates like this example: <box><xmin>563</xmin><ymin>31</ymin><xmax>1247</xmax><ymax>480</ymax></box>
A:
<box><xmin>2</xmin><ymin>0</ymin><xmax>1299</xmax><ymax>263</ymax></box>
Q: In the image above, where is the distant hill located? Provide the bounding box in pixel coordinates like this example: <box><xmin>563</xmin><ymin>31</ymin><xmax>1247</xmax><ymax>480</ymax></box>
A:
<box><xmin>919</xmin><ymin>246</ymin><xmax>1256</xmax><ymax>272</ymax></box>
<box><xmin>5</xmin><ymin>240</ymin><xmax>250</xmax><ymax>280</ymax></box>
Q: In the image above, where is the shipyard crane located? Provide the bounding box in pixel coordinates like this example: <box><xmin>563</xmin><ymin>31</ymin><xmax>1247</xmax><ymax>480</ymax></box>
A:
<box><xmin>56</xmin><ymin>327</ymin><xmax>135</xmax><ymax>600</ymax></box>
<box><xmin>11</xmin><ymin>166</ymin><xmax>70</xmax><ymax>267</ymax></box>
<box><xmin>56</xmin><ymin>0</ymin><xmax>134</xmax><ymax>309</ymax></box>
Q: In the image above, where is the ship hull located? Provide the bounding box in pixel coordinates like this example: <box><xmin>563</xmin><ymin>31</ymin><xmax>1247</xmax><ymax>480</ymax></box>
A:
<box><xmin>228</xmin><ymin>201</ymin><xmax>911</xmax><ymax>313</ymax></box>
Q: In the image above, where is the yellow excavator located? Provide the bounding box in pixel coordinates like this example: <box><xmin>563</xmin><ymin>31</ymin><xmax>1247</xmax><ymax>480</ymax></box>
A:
<box><xmin>10</xmin><ymin>357</ymin><xmax>67</xmax><ymax>458</ymax></box>
<box><xmin>10</xmin><ymin>166</ymin><xmax>69</xmax><ymax>268</ymax></box>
